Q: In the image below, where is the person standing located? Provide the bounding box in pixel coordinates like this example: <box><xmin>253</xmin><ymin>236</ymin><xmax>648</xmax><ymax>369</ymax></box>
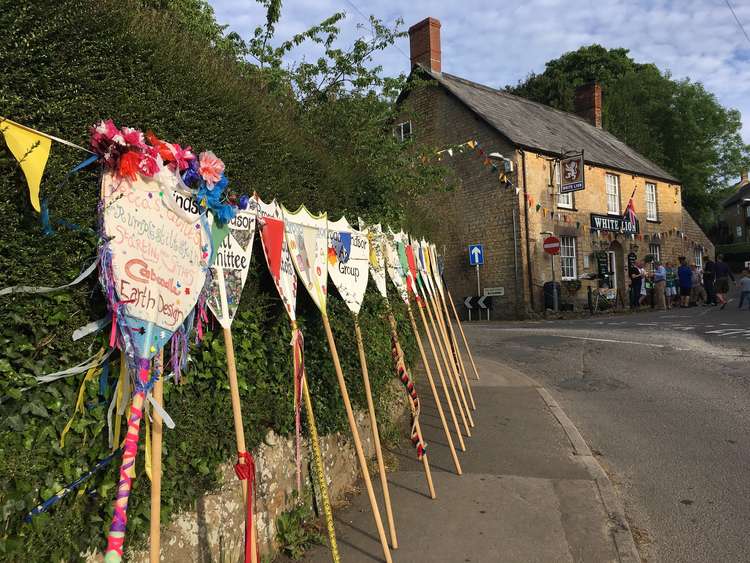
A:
<box><xmin>691</xmin><ymin>264</ymin><xmax>706</xmax><ymax>305</ymax></box>
<box><xmin>677</xmin><ymin>257</ymin><xmax>692</xmax><ymax>308</ymax></box>
<box><xmin>738</xmin><ymin>269</ymin><xmax>750</xmax><ymax>310</ymax></box>
<box><xmin>653</xmin><ymin>261</ymin><xmax>667</xmax><ymax>310</ymax></box>
<box><xmin>703</xmin><ymin>255</ymin><xmax>716</xmax><ymax>305</ymax></box>
<box><xmin>665</xmin><ymin>262</ymin><xmax>678</xmax><ymax>309</ymax></box>
<box><xmin>629</xmin><ymin>260</ymin><xmax>643</xmax><ymax>309</ymax></box>
<box><xmin>714</xmin><ymin>254</ymin><xmax>735</xmax><ymax>309</ymax></box>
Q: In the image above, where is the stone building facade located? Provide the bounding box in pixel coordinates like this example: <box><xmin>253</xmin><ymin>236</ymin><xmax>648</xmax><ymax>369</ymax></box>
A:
<box><xmin>399</xmin><ymin>17</ymin><xmax>714</xmax><ymax>318</ymax></box>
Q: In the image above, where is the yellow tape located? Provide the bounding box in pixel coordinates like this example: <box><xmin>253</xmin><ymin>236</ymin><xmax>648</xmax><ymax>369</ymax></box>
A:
<box><xmin>112</xmin><ymin>355</ymin><xmax>126</xmax><ymax>452</ymax></box>
<box><xmin>60</xmin><ymin>348</ymin><xmax>105</xmax><ymax>448</ymax></box>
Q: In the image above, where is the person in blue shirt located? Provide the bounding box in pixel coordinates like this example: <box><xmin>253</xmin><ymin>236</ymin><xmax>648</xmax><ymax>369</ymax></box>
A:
<box><xmin>652</xmin><ymin>261</ymin><xmax>667</xmax><ymax>310</ymax></box>
<box><xmin>677</xmin><ymin>256</ymin><xmax>693</xmax><ymax>308</ymax></box>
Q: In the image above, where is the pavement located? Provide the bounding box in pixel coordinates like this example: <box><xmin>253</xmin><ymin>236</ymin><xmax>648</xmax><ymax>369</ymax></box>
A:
<box><xmin>297</xmin><ymin>347</ymin><xmax>636</xmax><ymax>562</ymax></box>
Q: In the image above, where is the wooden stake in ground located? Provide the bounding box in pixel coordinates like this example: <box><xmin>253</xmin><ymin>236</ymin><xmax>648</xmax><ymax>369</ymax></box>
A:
<box><xmin>149</xmin><ymin>352</ymin><xmax>164</xmax><ymax>563</ymax></box>
<box><xmin>385</xmin><ymin>308</ymin><xmax>436</xmax><ymax>498</ymax></box>
<box><xmin>405</xmin><ymin>304</ymin><xmax>463</xmax><ymax>475</ymax></box>
<box><xmin>354</xmin><ymin>317</ymin><xmax>398</xmax><ymax>547</ymax></box>
<box><xmin>445</xmin><ymin>287</ymin><xmax>481</xmax><ymax>381</ymax></box>
<box><xmin>284</xmin><ymin>207</ymin><xmax>390</xmax><ymax>563</ymax></box>
<box><xmin>328</xmin><ymin>218</ymin><xmax>397</xmax><ymax>547</ymax></box>
<box><xmin>418</xmin><ymin>279</ymin><xmax>472</xmax><ymax>436</ymax></box>
<box><xmin>426</xmin><ymin>243</ymin><xmax>476</xmax><ymax>411</ymax></box>
<box><xmin>322</xmin><ymin>315</ymin><xmax>393</xmax><ymax>563</ymax></box>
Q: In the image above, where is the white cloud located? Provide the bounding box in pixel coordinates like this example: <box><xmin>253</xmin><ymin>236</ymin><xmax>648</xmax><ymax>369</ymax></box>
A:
<box><xmin>209</xmin><ymin>0</ymin><xmax>750</xmax><ymax>145</ymax></box>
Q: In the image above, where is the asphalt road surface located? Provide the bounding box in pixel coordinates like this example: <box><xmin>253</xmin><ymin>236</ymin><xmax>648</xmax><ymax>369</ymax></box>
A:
<box><xmin>463</xmin><ymin>300</ymin><xmax>749</xmax><ymax>562</ymax></box>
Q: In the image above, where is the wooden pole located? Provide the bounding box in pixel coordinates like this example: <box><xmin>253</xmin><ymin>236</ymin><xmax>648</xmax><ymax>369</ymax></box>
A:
<box><xmin>300</xmin><ymin>376</ymin><xmax>340</xmax><ymax>562</ymax></box>
<box><xmin>385</xmin><ymin>309</ymin><xmax>436</xmax><ymax>498</ymax></box>
<box><xmin>413</xmin><ymin>295</ymin><xmax>466</xmax><ymax>451</ymax></box>
<box><xmin>445</xmin><ymin>288</ymin><xmax>481</xmax><ymax>381</ymax></box>
<box><xmin>430</xmin><ymin>288</ymin><xmax>476</xmax><ymax>416</ymax></box>
<box><xmin>223</xmin><ymin>327</ymin><xmax>257</xmax><ymax>563</ymax></box>
<box><xmin>419</xmin><ymin>282</ymin><xmax>472</xmax><ymax>436</ymax></box>
<box><xmin>436</xmin><ymin>287</ymin><xmax>476</xmax><ymax>410</ymax></box>
<box><xmin>149</xmin><ymin>352</ymin><xmax>164</xmax><ymax>563</ymax></box>
<box><xmin>353</xmin><ymin>318</ymin><xmax>398</xmax><ymax>548</ymax></box>
<box><xmin>405</xmin><ymin>305</ymin><xmax>462</xmax><ymax>475</ymax></box>
<box><xmin>321</xmin><ymin>315</ymin><xmax>392</xmax><ymax>563</ymax></box>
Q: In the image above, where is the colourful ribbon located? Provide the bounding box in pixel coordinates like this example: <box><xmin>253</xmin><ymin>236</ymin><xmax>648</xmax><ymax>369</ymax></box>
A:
<box><xmin>234</xmin><ymin>451</ymin><xmax>258</xmax><ymax>563</ymax></box>
<box><xmin>291</xmin><ymin>328</ymin><xmax>305</xmax><ymax>492</ymax></box>
<box><xmin>60</xmin><ymin>347</ymin><xmax>106</xmax><ymax>447</ymax></box>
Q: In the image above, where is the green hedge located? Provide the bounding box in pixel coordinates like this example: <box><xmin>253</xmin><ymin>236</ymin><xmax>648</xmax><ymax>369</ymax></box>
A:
<box><xmin>0</xmin><ymin>1</ymin><xmax>419</xmax><ymax>560</ymax></box>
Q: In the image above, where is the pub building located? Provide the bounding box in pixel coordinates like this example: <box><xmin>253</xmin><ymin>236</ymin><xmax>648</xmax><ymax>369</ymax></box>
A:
<box><xmin>398</xmin><ymin>16</ymin><xmax>714</xmax><ymax>317</ymax></box>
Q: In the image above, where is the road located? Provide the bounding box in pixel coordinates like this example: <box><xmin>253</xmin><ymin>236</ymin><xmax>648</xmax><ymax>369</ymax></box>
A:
<box><xmin>463</xmin><ymin>300</ymin><xmax>749</xmax><ymax>562</ymax></box>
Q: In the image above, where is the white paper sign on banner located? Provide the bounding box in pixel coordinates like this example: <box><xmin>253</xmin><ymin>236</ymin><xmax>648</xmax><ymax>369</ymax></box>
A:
<box><xmin>385</xmin><ymin>228</ymin><xmax>409</xmax><ymax>304</ymax></box>
<box><xmin>101</xmin><ymin>168</ymin><xmax>208</xmax><ymax>356</ymax></box>
<box><xmin>327</xmin><ymin>217</ymin><xmax>370</xmax><ymax>315</ymax></box>
<box><xmin>256</xmin><ymin>196</ymin><xmax>298</xmax><ymax>321</ymax></box>
<box><xmin>206</xmin><ymin>210</ymin><xmax>256</xmax><ymax>328</ymax></box>
<box><xmin>282</xmin><ymin>205</ymin><xmax>328</xmax><ymax>314</ymax></box>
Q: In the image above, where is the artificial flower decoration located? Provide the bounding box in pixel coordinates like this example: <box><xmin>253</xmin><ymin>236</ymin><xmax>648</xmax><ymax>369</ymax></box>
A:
<box><xmin>90</xmin><ymin>120</ymin><xmax>161</xmax><ymax>181</ymax></box>
<box><xmin>146</xmin><ymin>131</ymin><xmax>195</xmax><ymax>172</ymax></box>
<box><xmin>118</xmin><ymin>151</ymin><xmax>142</xmax><ymax>181</ymax></box>
<box><xmin>198</xmin><ymin>151</ymin><xmax>224</xmax><ymax>188</ymax></box>
<box><xmin>238</xmin><ymin>194</ymin><xmax>250</xmax><ymax>210</ymax></box>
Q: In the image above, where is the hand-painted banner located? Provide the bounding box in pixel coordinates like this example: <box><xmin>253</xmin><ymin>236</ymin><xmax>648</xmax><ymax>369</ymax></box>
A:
<box><xmin>384</xmin><ymin>229</ymin><xmax>409</xmax><ymax>304</ymax></box>
<box><xmin>361</xmin><ymin>222</ymin><xmax>388</xmax><ymax>299</ymax></box>
<box><xmin>207</xmin><ymin>210</ymin><xmax>256</xmax><ymax>329</ymax></box>
<box><xmin>428</xmin><ymin>243</ymin><xmax>446</xmax><ymax>301</ymax></box>
<box><xmin>101</xmin><ymin>167</ymin><xmax>208</xmax><ymax>357</ymax></box>
<box><xmin>419</xmin><ymin>239</ymin><xmax>436</xmax><ymax>297</ymax></box>
<box><xmin>327</xmin><ymin>217</ymin><xmax>369</xmax><ymax>315</ymax></box>
<box><xmin>283</xmin><ymin>205</ymin><xmax>328</xmax><ymax>314</ymax></box>
<box><xmin>256</xmin><ymin>196</ymin><xmax>297</xmax><ymax>321</ymax></box>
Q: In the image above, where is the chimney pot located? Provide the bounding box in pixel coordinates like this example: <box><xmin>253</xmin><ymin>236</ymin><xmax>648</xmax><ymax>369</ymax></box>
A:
<box><xmin>574</xmin><ymin>83</ymin><xmax>602</xmax><ymax>128</ymax></box>
<box><xmin>408</xmin><ymin>17</ymin><xmax>441</xmax><ymax>73</ymax></box>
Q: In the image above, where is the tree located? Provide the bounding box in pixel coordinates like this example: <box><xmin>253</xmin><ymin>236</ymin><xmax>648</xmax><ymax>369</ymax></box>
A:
<box><xmin>507</xmin><ymin>45</ymin><xmax>750</xmax><ymax>226</ymax></box>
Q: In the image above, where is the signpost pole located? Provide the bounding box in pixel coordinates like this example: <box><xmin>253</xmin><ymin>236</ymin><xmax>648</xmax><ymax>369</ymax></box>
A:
<box><xmin>552</xmin><ymin>254</ymin><xmax>558</xmax><ymax>312</ymax></box>
<box><xmin>475</xmin><ymin>264</ymin><xmax>480</xmax><ymax>297</ymax></box>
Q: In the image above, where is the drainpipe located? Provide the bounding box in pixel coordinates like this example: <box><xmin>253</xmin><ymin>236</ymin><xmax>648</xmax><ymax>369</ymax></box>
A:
<box><xmin>512</xmin><ymin>206</ymin><xmax>521</xmax><ymax>316</ymax></box>
<box><xmin>520</xmin><ymin>150</ymin><xmax>535</xmax><ymax>311</ymax></box>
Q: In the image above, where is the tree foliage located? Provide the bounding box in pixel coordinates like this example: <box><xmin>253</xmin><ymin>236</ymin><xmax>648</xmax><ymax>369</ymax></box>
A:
<box><xmin>507</xmin><ymin>45</ymin><xmax>750</xmax><ymax>226</ymax></box>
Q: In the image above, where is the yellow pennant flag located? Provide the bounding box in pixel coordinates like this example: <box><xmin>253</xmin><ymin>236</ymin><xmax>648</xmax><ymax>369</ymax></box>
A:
<box><xmin>1</xmin><ymin>120</ymin><xmax>51</xmax><ymax>212</ymax></box>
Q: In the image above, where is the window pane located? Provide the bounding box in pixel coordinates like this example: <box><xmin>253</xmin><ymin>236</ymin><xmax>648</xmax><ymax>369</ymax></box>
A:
<box><xmin>646</xmin><ymin>183</ymin><xmax>657</xmax><ymax>221</ymax></box>
<box><xmin>606</xmin><ymin>174</ymin><xmax>620</xmax><ymax>214</ymax></box>
<box><xmin>560</xmin><ymin>236</ymin><xmax>577</xmax><ymax>279</ymax></box>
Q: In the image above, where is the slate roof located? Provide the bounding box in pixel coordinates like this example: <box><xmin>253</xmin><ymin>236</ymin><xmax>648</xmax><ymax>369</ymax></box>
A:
<box><xmin>721</xmin><ymin>180</ymin><xmax>750</xmax><ymax>208</ymax></box>
<box><xmin>420</xmin><ymin>67</ymin><xmax>680</xmax><ymax>183</ymax></box>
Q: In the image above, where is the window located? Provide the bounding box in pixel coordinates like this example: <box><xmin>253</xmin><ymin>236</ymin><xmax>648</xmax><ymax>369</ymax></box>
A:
<box><xmin>606</xmin><ymin>173</ymin><xmax>620</xmax><ymax>215</ymax></box>
<box><xmin>553</xmin><ymin>162</ymin><xmax>573</xmax><ymax>209</ymax></box>
<box><xmin>694</xmin><ymin>250</ymin><xmax>702</xmax><ymax>268</ymax></box>
<box><xmin>745</xmin><ymin>206</ymin><xmax>750</xmax><ymax>218</ymax></box>
<box><xmin>649</xmin><ymin>243</ymin><xmax>661</xmax><ymax>262</ymax></box>
<box><xmin>560</xmin><ymin>236</ymin><xmax>577</xmax><ymax>280</ymax></box>
<box><xmin>393</xmin><ymin>121</ymin><xmax>412</xmax><ymax>142</ymax></box>
<box><xmin>645</xmin><ymin>182</ymin><xmax>658</xmax><ymax>221</ymax></box>
<box><xmin>737</xmin><ymin>225</ymin><xmax>743</xmax><ymax>238</ymax></box>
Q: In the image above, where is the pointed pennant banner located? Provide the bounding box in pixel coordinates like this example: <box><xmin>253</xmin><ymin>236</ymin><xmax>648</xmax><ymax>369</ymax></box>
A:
<box><xmin>207</xmin><ymin>209</ymin><xmax>256</xmax><ymax>328</ymax></box>
<box><xmin>327</xmin><ymin>217</ymin><xmax>370</xmax><ymax>315</ymax></box>
<box><xmin>361</xmin><ymin>221</ymin><xmax>388</xmax><ymax>299</ymax></box>
<box><xmin>101</xmin><ymin>168</ymin><xmax>207</xmax><ymax>358</ymax></box>
<box><xmin>385</xmin><ymin>229</ymin><xmax>409</xmax><ymax>304</ymax></box>
<box><xmin>283</xmin><ymin>205</ymin><xmax>328</xmax><ymax>314</ymax></box>
<box><xmin>256</xmin><ymin>196</ymin><xmax>298</xmax><ymax>321</ymax></box>
<box><xmin>1</xmin><ymin>119</ymin><xmax>51</xmax><ymax>212</ymax></box>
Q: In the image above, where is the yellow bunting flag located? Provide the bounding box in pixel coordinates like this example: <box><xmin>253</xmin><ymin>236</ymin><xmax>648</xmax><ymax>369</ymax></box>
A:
<box><xmin>0</xmin><ymin>119</ymin><xmax>51</xmax><ymax>212</ymax></box>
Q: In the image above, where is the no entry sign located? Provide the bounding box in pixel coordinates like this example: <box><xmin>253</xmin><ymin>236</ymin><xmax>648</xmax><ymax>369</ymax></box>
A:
<box><xmin>543</xmin><ymin>236</ymin><xmax>561</xmax><ymax>255</ymax></box>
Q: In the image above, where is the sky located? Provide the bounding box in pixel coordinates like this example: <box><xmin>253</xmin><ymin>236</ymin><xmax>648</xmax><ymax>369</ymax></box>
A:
<box><xmin>208</xmin><ymin>0</ymin><xmax>750</xmax><ymax>146</ymax></box>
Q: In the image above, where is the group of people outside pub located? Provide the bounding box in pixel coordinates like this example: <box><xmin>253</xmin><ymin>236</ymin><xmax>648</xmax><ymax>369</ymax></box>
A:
<box><xmin>627</xmin><ymin>255</ymin><xmax>750</xmax><ymax>311</ymax></box>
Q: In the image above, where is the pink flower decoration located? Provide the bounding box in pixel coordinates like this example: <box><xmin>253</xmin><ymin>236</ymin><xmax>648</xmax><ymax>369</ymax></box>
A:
<box><xmin>173</xmin><ymin>144</ymin><xmax>195</xmax><ymax>171</ymax></box>
<box><xmin>198</xmin><ymin>151</ymin><xmax>224</xmax><ymax>187</ymax></box>
<box><xmin>138</xmin><ymin>153</ymin><xmax>160</xmax><ymax>177</ymax></box>
<box><xmin>121</xmin><ymin>127</ymin><xmax>146</xmax><ymax>149</ymax></box>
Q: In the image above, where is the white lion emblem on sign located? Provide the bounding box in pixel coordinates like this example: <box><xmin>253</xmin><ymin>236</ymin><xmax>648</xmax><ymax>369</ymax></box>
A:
<box><xmin>564</xmin><ymin>159</ymin><xmax>579</xmax><ymax>181</ymax></box>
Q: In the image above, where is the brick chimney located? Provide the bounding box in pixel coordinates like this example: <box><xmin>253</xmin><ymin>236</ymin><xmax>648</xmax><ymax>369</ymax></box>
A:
<box><xmin>409</xmin><ymin>17</ymin><xmax>441</xmax><ymax>73</ymax></box>
<box><xmin>574</xmin><ymin>83</ymin><xmax>602</xmax><ymax>128</ymax></box>
<box><xmin>741</xmin><ymin>169</ymin><xmax>749</xmax><ymax>186</ymax></box>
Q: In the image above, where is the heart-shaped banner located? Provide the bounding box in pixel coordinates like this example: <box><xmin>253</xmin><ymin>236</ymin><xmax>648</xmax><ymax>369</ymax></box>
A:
<box><xmin>327</xmin><ymin>216</ymin><xmax>370</xmax><ymax>315</ymax></box>
<box><xmin>282</xmin><ymin>205</ymin><xmax>328</xmax><ymax>314</ymax></box>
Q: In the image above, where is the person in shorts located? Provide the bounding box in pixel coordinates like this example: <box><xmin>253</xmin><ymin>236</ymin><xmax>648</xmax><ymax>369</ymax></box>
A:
<box><xmin>690</xmin><ymin>264</ymin><xmax>706</xmax><ymax>305</ymax></box>
<box><xmin>714</xmin><ymin>254</ymin><xmax>735</xmax><ymax>309</ymax></box>
<box><xmin>677</xmin><ymin>257</ymin><xmax>692</xmax><ymax>308</ymax></box>
<box><xmin>665</xmin><ymin>262</ymin><xmax>678</xmax><ymax>309</ymax></box>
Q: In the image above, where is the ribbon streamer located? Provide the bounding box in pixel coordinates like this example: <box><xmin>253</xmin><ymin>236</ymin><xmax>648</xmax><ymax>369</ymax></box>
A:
<box><xmin>0</xmin><ymin>256</ymin><xmax>99</xmax><ymax>296</ymax></box>
<box><xmin>60</xmin><ymin>347</ymin><xmax>107</xmax><ymax>447</ymax></box>
<box><xmin>147</xmin><ymin>392</ymin><xmax>175</xmax><ymax>430</ymax></box>
<box><xmin>290</xmin><ymin>328</ymin><xmax>305</xmax><ymax>492</ymax></box>
<box><xmin>35</xmin><ymin>347</ymin><xmax>113</xmax><ymax>385</ymax></box>
<box><xmin>73</xmin><ymin>316</ymin><xmax>112</xmax><ymax>341</ymax></box>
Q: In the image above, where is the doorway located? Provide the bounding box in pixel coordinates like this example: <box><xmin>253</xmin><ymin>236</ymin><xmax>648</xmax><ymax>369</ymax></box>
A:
<box><xmin>608</xmin><ymin>241</ymin><xmax>625</xmax><ymax>293</ymax></box>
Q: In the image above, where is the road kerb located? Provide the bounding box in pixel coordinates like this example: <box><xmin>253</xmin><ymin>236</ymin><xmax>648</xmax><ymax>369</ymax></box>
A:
<box><xmin>536</xmin><ymin>387</ymin><xmax>642</xmax><ymax>563</ymax></box>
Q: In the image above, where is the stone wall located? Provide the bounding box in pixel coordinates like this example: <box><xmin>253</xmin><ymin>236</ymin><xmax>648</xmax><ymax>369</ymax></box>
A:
<box><xmin>88</xmin><ymin>379</ymin><xmax>409</xmax><ymax>563</ymax></box>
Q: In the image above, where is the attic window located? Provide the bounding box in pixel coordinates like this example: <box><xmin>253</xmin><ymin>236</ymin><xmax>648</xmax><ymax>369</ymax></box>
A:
<box><xmin>394</xmin><ymin>121</ymin><xmax>412</xmax><ymax>143</ymax></box>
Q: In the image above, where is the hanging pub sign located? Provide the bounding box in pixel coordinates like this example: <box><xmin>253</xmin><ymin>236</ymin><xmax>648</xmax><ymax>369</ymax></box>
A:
<box><xmin>590</xmin><ymin>213</ymin><xmax>639</xmax><ymax>234</ymax></box>
<box><xmin>560</xmin><ymin>151</ymin><xmax>585</xmax><ymax>194</ymax></box>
